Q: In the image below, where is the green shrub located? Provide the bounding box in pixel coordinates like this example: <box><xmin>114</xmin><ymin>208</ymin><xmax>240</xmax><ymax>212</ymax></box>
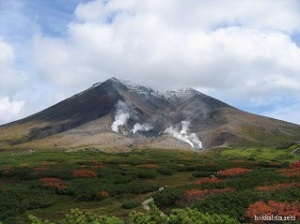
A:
<box><xmin>192</xmin><ymin>171</ymin><xmax>215</xmax><ymax>178</ymax></box>
<box><xmin>117</xmin><ymin>182</ymin><xmax>158</xmax><ymax>195</ymax></box>
<box><xmin>168</xmin><ymin>208</ymin><xmax>240</xmax><ymax>224</ymax></box>
<box><xmin>153</xmin><ymin>187</ymin><xmax>185</xmax><ymax>207</ymax></box>
<box><xmin>193</xmin><ymin>190</ymin><xmax>263</xmax><ymax>219</ymax></box>
<box><xmin>157</xmin><ymin>168</ymin><xmax>174</xmax><ymax>176</ymax></box>
<box><xmin>0</xmin><ymin>186</ymin><xmax>56</xmax><ymax>221</ymax></box>
<box><xmin>28</xmin><ymin>208</ymin><xmax>124</xmax><ymax>224</ymax></box>
<box><xmin>128</xmin><ymin>205</ymin><xmax>168</xmax><ymax>224</ymax></box>
<box><xmin>137</xmin><ymin>170</ymin><xmax>158</xmax><ymax>179</ymax></box>
<box><xmin>121</xmin><ymin>200</ymin><xmax>140</xmax><ymax>209</ymax></box>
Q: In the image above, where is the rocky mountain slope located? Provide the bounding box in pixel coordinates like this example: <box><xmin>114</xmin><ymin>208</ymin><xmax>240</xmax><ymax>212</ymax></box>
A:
<box><xmin>0</xmin><ymin>78</ymin><xmax>300</xmax><ymax>151</ymax></box>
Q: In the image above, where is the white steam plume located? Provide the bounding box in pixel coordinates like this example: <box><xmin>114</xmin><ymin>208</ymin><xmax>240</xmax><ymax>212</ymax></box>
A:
<box><xmin>111</xmin><ymin>101</ymin><xmax>131</xmax><ymax>134</ymax></box>
<box><xmin>164</xmin><ymin>121</ymin><xmax>202</xmax><ymax>149</ymax></box>
<box><xmin>111</xmin><ymin>113</ymin><xmax>129</xmax><ymax>133</ymax></box>
<box><xmin>132</xmin><ymin>123</ymin><xmax>153</xmax><ymax>134</ymax></box>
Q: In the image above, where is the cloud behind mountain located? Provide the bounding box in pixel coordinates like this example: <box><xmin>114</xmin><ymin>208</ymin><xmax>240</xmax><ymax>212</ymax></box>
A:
<box><xmin>0</xmin><ymin>0</ymin><xmax>300</xmax><ymax>124</ymax></box>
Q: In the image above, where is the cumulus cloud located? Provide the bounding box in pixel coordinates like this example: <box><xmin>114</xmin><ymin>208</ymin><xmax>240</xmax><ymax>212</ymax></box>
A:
<box><xmin>0</xmin><ymin>37</ymin><xmax>28</xmax><ymax>125</ymax></box>
<box><xmin>1</xmin><ymin>0</ymin><xmax>300</xmax><ymax>124</ymax></box>
<box><xmin>0</xmin><ymin>97</ymin><xmax>24</xmax><ymax>124</ymax></box>
<box><xmin>31</xmin><ymin>1</ymin><xmax>300</xmax><ymax>93</ymax></box>
<box><xmin>0</xmin><ymin>38</ymin><xmax>27</xmax><ymax>95</ymax></box>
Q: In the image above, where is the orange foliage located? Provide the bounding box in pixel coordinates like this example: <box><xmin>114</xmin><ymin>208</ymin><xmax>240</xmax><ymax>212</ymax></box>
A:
<box><xmin>279</xmin><ymin>168</ymin><xmax>300</xmax><ymax>177</ymax></box>
<box><xmin>72</xmin><ymin>169</ymin><xmax>98</xmax><ymax>178</ymax></box>
<box><xmin>39</xmin><ymin>177</ymin><xmax>62</xmax><ymax>183</ymax></box>
<box><xmin>99</xmin><ymin>190</ymin><xmax>109</xmax><ymax>198</ymax></box>
<box><xmin>185</xmin><ymin>188</ymin><xmax>233</xmax><ymax>201</ymax></box>
<box><xmin>92</xmin><ymin>163</ymin><xmax>105</xmax><ymax>169</ymax></box>
<box><xmin>0</xmin><ymin>166</ymin><xmax>13</xmax><ymax>175</ymax></box>
<box><xmin>0</xmin><ymin>166</ymin><xmax>13</xmax><ymax>171</ymax></box>
<box><xmin>56</xmin><ymin>166</ymin><xmax>63</xmax><ymax>171</ymax></box>
<box><xmin>245</xmin><ymin>200</ymin><xmax>300</xmax><ymax>223</ymax></box>
<box><xmin>267</xmin><ymin>162</ymin><xmax>282</xmax><ymax>167</ymax></box>
<box><xmin>39</xmin><ymin>178</ymin><xmax>67</xmax><ymax>190</ymax></box>
<box><xmin>194</xmin><ymin>177</ymin><xmax>222</xmax><ymax>185</ymax></box>
<box><xmin>233</xmin><ymin>160</ymin><xmax>245</xmax><ymax>164</ymax></box>
<box><xmin>219</xmin><ymin>167</ymin><xmax>251</xmax><ymax>177</ymax></box>
<box><xmin>32</xmin><ymin>167</ymin><xmax>49</xmax><ymax>171</ymax></box>
<box><xmin>136</xmin><ymin>164</ymin><xmax>159</xmax><ymax>169</ymax></box>
<box><xmin>256</xmin><ymin>182</ymin><xmax>300</xmax><ymax>192</ymax></box>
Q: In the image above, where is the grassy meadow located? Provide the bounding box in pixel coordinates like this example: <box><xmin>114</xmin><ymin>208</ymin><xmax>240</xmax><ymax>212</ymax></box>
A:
<box><xmin>0</xmin><ymin>146</ymin><xmax>299</xmax><ymax>223</ymax></box>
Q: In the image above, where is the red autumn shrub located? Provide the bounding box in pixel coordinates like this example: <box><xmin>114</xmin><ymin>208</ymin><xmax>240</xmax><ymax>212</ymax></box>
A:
<box><xmin>279</xmin><ymin>168</ymin><xmax>300</xmax><ymax>177</ymax></box>
<box><xmin>186</xmin><ymin>189</ymin><xmax>203</xmax><ymax>198</ymax></box>
<box><xmin>256</xmin><ymin>182</ymin><xmax>300</xmax><ymax>192</ymax></box>
<box><xmin>219</xmin><ymin>167</ymin><xmax>251</xmax><ymax>177</ymax></box>
<box><xmin>72</xmin><ymin>169</ymin><xmax>98</xmax><ymax>178</ymax></box>
<box><xmin>136</xmin><ymin>164</ymin><xmax>159</xmax><ymax>169</ymax></box>
<box><xmin>185</xmin><ymin>188</ymin><xmax>233</xmax><ymax>201</ymax></box>
<box><xmin>0</xmin><ymin>166</ymin><xmax>13</xmax><ymax>176</ymax></box>
<box><xmin>99</xmin><ymin>190</ymin><xmax>109</xmax><ymax>198</ymax></box>
<box><xmin>39</xmin><ymin>178</ymin><xmax>67</xmax><ymax>190</ymax></box>
<box><xmin>290</xmin><ymin>161</ymin><xmax>300</xmax><ymax>168</ymax></box>
<box><xmin>268</xmin><ymin>162</ymin><xmax>281</xmax><ymax>167</ymax></box>
<box><xmin>92</xmin><ymin>163</ymin><xmax>105</xmax><ymax>169</ymax></box>
<box><xmin>194</xmin><ymin>177</ymin><xmax>222</xmax><ymax>185</ymax></box>
<box><xmin>0</xmin><ymin>166</ymin><xmax>13</xmax><ymax>171</ymax></box>
<box><xmin>234</xmin><ymin>160</ymin><xmax>245</xmax><ymax>164</ymax></box>
<box><xmin>39</xmin><ymin>177</ymin><xmax>62</xmax><ymax>183</ymax></box>
<box><xmin>32</xmin><ymin>167</ymin><xmax>49</xmax><ymax>171</ymax></box>
<box><xmin>245</xmin><ymin>200</ymin><xmax>300</xmax><ymax>223</ymax></box>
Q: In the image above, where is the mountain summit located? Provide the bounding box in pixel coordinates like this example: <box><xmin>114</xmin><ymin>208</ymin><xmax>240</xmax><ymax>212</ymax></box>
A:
<box><xmin>1</xmin><ymin>78</ymin><xmax>300</xmax><ymax>150</ymax></box>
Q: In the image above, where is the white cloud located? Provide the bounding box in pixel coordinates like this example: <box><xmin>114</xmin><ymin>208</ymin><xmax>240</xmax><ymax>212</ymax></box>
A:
<box><xmin>0</xmin><ymin>38</ymin><xmax>28</xmax><ymax>96</ymax></box>
<box><xmin>0</xmin><ymin>38</ymin><xmax>14</xmax><ymax>62</ymax></box>
<box><xmin>2</xmin><ymin>0</ymin><xmax>300</xmax><ymax>124</ymax></box>
<box><xmin>32</xmin><ymin>1</ymin><xmax>300</xmax><ymax>95</ymax></box>
<box><xmin>0</xmin><ymin>97</ymin><xmax>24</xmax><ymax>124</ymax></box>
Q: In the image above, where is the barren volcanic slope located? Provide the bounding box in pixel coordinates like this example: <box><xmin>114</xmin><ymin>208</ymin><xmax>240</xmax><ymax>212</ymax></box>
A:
<box><xmin>0</xmin><ymin>78</ymin><xmax>300</xmax><ymax>151</ymax></box>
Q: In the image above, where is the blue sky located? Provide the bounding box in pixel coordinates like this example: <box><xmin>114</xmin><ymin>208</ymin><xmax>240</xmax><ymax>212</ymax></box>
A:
<box><xmin>1</xmin><ymin>0</ymin><xmax>300</xmax><ymax>125</ymax></box>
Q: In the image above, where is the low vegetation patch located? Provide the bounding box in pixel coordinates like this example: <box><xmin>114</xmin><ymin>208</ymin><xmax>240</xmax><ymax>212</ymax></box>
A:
<box><xmin>72</xmin><ymin>169</ymin><xmax>98</xmax><ymax>178</ymax></box>
<box><xmin>121</xmin><ymin>200</ymin><xmax>140</xmax><ymax>209</ymax></box>
<box><xmin>256</xmin><ymin>182</ymin><xmax>300</xmax><ymax>192</ymax></box>
<box><xmin>219</xmin><ymin>167</ymin><xmax>251</xmax><ymax>177</ymax></box>
<box><xmin>39</xmin><ymin>177</ymin><xmax>68</xmax><ymax>190</ymax></box>
<box><xmin>194</xmin><ymin>177</ymin><xmax>222</xmax><ymax>185</ymax></box>
<box><xmin>0</xmin><ymin>147</ymin><xmax>299</xmax><ymax>223</ymax></box>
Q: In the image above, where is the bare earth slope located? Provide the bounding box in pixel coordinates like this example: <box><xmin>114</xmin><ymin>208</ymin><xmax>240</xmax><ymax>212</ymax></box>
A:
<box><xmin>0</xmin><ymin>78</ymin><xmax>299</xmax><ymax>150</ymax></box>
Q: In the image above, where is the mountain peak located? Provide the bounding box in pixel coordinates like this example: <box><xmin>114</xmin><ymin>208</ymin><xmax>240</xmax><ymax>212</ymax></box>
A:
<box><xmin>1</xmin><ymin>77</ymin><xmax>300</xmax><ymax>150</ymax></box>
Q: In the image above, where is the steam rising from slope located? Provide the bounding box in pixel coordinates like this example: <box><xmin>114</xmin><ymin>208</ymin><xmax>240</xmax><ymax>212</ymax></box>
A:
<box><xmin>111</xmin><ymin>101</ymin><xmax>131</xmax><ymax>134</ymax></box>
<box><xmin>164</xmin><ymin>121</ymin><xmax>202</xmax><ymax>149</ymax></box>
<box><xmin>132</xmin><ymin>123</ymin><xmax>153</xmax><ymax>134</ymax></box>
<box><xmin>111</xmin><ymin>100</ymin><xmax>155</xmax><ymax>135</ymax></box>
<box><xmin>111</xmin><ymin>101</ymin><xmax>202</xmax><ymax>149</ymax></box>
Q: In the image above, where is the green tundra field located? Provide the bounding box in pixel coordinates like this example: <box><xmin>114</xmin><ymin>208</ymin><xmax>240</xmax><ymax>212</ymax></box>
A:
<box><xmin>0</xmin><ymin>146</ymin><xmax>299</xmax><ymax>223</ymax></box>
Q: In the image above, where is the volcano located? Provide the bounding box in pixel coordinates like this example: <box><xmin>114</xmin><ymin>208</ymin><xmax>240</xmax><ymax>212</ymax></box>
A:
<box><xmin>1</xmin><ymin>78</ymin><xmax>300</xmax><ymax>151</ymax></box>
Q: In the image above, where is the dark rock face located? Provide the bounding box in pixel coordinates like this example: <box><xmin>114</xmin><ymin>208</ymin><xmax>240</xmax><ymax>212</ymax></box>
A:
<box><xmin>1</xmin><ymin>78</ymin><xmax>300</xmax><ymax>149</ymax></box>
